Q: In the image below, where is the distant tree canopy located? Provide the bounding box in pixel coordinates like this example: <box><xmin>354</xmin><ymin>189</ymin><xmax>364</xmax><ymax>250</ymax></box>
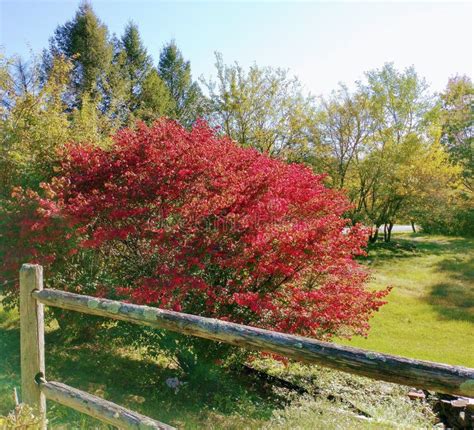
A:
<box><xmin>205</xmin><ymin>54</ymin><xmax>318</xmax><ymax>158</ymax></box>
<box><xmin>420</xmin><ymin>76</ymin><xmax>473</xmax><ymax>236</ymax></box>
<box><xmin>314</xmin><ymin>64</ymin><xmax>463</xmax><ymax>240</ymax></box>
<box><xmin>439</xmin><ymin>76</ymin><xmax>473</xmax><ymax>193</ymax></box>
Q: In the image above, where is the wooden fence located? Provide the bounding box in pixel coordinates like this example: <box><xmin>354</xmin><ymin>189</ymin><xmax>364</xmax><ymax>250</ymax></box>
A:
<box><xmin>19</xmin><ymin>263</ymin><xmax>474</xmax><ymax>429</ymax></box>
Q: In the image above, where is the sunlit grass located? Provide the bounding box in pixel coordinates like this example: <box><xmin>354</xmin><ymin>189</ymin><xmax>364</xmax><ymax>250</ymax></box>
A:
<box><xmin>338</xmin><ymin>233</ymin><xmax>474</xmax><ymax>367</ymax></box>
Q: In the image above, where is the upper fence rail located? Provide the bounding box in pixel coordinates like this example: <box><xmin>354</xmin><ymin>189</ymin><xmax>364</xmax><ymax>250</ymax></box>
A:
<box><xmin>32</xmin><ymin>287</ymin><xmax>474</xmax><ymax>397</ymax></box>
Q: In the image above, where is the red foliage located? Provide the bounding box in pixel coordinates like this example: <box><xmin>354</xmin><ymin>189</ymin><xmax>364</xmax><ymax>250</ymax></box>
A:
<box><xmin>0</xmin><ymin>120</ymin><xmax>389</xmax><ymax>338</ymax></box>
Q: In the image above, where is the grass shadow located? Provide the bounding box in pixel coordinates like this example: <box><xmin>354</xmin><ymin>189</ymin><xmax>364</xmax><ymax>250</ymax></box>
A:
<box><xmin>0</xmin><ymin>306</ymin><xmax>21</xmax><ymax>415</ymax></box>
<box><xmin>363</xmin><ymin>234</ymin><xmax>472</xmax><ymax>264</ymax></box>
<box><xmin>0</xmin><ymin>310</ymin><xmax>277</xmax><ymax>429</ymax></box>
<box><xmin>427</xmin><ymin>255</ymin><xmax>474</xmax><ymax>323</ymax></box>
<box><xmin>362</xmin><ymin>233</ymin><xmax>473</xmax><ymax>324</ymax></box>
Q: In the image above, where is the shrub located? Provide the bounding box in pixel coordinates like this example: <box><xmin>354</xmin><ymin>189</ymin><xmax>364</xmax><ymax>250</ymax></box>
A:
<box><xmin>0</xmin><ymin>119</ymin><xmax>388</xmax><ymax>367</ymax></box>
<box><xmin>419</xmin><ymin>203</ymin><xmax>474</xmax><ymax>237</ymax></box>
<box><xmin>0</xmin><ymin>403</ymin><xmax>44</xmax><ymax>429</ymax></box>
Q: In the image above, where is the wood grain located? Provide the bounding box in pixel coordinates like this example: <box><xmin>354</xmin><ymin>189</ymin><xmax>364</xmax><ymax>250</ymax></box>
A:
<box><xmin>20</xmin><ymin>264</ymin><xmax>46</xmax><ymax>428</ymax></box>
<box><xmin>33</xmin><ymin>288</ymin><xmax>474</xmax><ymax>397</ymax></box>
<box><xmin>40</xmin><ymin>380</ymin><xmax>174</xmax><ymax>430</ymax></box>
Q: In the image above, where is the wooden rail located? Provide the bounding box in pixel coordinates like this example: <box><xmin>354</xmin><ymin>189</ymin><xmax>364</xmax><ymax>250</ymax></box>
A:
<box><xmin>20</xmin><ymin>264</ymin><xmax>474</xmax><ymax>428</ymax></box>
<box><xmin>32</xmin><ymin>287</ymin><xmax>474</xmax><ymax>397</ymax></box>
<box><xmin>39</xmin><ymin>379</ymin><xmax>173</xmax><ymax>430</ymax></box>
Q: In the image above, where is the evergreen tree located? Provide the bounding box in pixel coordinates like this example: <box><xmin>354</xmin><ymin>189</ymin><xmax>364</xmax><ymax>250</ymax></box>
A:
<box><xmin>121</xmin><ymin>23</ymin><xmax>152</xmax><ymax>84</ymax></box>
<box><xmin>136</xmin><ymin>69</ymin><xmax>175</xmax><ymax>123</ymax></box>
<box><xmin>47</xmin><ymin>1</ymin><xmax>114</xmax><ymax>100</ymax></box>
<box><xmin>158</xmin><ymin>41</ymin><xmax>205</xmax><ymax>126</ymax></box>
<box><xmin>119</xmin><ymin>22</ymin><xmax>152</xmax><ymax>111</ymax></box>
<box><xmin>115</xmin><ymin>22</ymin><xmax>174</xmax><ymax>124</ymax></box>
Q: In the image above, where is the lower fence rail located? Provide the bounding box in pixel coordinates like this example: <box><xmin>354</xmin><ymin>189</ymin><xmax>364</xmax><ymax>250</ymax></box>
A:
<box><xmin>39</xmin><ymin>379</ymin><xmax>174</xmax><ymax>430</ymax></box>
<box><xmin>19</xmin><ymin>264</ymin><xmax>474</xmax><ymax>429</ymax></box>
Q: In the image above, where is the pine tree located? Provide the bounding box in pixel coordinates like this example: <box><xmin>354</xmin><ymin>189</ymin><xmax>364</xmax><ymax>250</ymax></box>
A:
<box><xmin>119</xmin><ymin>22</ymin><xmax>152</xmax><ymax>110</ymax></box>
<box><xmin>115</xmin><ymin>22</ymin><xmax>175</xmax><ymax>124</ymax></box>
<box><xmin>121</xmin><ymin>23</ymin><xmax>152</xmax><ymax>83</ymax></box>
<box><xmin>47</xmin><ymin>1</ymin><xmax>113</xmax><ymax>99</ymax></box>
<box><xmin>158</xmin><ymin>41</ymin><xmax>205</xmax><ymax>126</ymax></box>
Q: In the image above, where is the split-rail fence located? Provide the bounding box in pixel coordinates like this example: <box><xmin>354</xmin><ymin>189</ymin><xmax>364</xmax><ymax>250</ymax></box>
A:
<box><xmin>19</xmin><ymin>263</ymin><xmax>474</xmax><ymax>429</ymax></box>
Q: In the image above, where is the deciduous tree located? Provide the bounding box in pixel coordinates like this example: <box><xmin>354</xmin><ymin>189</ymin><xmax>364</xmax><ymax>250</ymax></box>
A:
<box><xmin>313</xmin><ymin>64</ymin><xmax>459</xmax><ymax>241</ymax></box>
<box><xmin>205</xmin><ymin>54</ymin><xmax>318</xmax><ymax>158</ymax></box>
<box><xmin>439</xmin><ymin>76</ymin><xmax>473</xmax><ymax>192</ymax></box>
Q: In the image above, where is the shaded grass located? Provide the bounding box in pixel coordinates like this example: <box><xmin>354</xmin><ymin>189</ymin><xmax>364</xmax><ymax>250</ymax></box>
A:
<box><xmin>0</xmin><ymin>303</ymin><xmax>435</xmax><ymax>429</ymax></box>
<box><xmin>0</xmin><ymin>308</ymin><xmax>273</xmax><ymax>428</ymax></box>
<box><xmin>339</xmin><ymin>233</ymin><xmax>474</xmax><ymax>367</ymax></box>
<box><xmin>0</xmin><ymin>308</ymin><xmax>22</xmax><ymax>418</ymax></box>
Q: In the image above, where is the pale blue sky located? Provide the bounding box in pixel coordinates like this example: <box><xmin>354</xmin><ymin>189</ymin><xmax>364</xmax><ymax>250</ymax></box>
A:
<box><xmin>0</xmin><ymin>1</ymin><xmax>472</xmax><ymax>96</ymax></box>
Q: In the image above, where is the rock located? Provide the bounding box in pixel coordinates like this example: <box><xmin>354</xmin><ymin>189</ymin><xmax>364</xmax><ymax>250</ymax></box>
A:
<box><xmin>408</xmin><ymin>390</ymin><xmax>425</xmax><ymax>400</ymax></box>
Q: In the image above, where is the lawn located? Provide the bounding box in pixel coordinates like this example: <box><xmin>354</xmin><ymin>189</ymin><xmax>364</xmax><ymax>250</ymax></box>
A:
<box><xmin>0</xmin><ymin>232</ymin><xmax>471</xmax><ymax>428</ymax></box>
<box><xmin>339</xmin><ymin>233</ymin><xmax>474</xmax><ymax>367</ymax></box>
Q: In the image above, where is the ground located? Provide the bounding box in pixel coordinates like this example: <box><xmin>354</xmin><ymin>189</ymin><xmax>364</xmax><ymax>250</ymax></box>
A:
<box><xmin>340</xmin><ymin>233</ymin><xmax>473</xmax><ymax>367</ymax></box>
<box><xmin>0</xmin><ymin>233</ymin><xmax>472</xmax><ymax>429</ymax></box>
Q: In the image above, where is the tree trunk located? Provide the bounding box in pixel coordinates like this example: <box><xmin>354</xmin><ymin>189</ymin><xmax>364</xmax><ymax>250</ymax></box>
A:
<box><xmin>368</xmin><ymin>226</ymin><xmax>379</xmax><ymax>243</ymax></box>
<box><xmin>411</xmin><ymin>220</ymin><xmax>416</xmax><ymax>233</ymax></box>
<box><xmin>383</xmin><ymin>224</ymin><xmax>388</xmax><ymax>242</ymax></box>
<box><xmin>386</xmin><ymin>222</ymin><xmax>394</xmax><ymax>242</ymax></box>
<box><xmin>375</xmin><ymin>225</ymin><xmax>380</xmax><ymax>242</ymax></box>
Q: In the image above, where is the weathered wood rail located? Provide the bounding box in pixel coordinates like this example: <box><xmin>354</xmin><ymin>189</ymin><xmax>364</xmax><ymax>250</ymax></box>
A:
<box><xmin>39</xmin><ymin>379</ymin><xmax>173</xmax><ymax>430</ymax></box>
<box><xmin>20</xmin><ymin>264</ymin><xmax>474</xmax><ymax>429</ymax></box>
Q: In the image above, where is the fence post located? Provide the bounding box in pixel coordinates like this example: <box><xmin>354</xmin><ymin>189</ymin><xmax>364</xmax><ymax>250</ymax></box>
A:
<box><xmin>20</xmin><ymin>263</ymin><xmax>46</xmax><ymax>426</ymax></box>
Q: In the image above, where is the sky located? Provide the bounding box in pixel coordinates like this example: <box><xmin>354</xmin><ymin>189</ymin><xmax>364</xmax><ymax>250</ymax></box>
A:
<box><xmin>0</xmin><ymin>1</ymin><xmax>472</xmax><ymax>97</ymax></box>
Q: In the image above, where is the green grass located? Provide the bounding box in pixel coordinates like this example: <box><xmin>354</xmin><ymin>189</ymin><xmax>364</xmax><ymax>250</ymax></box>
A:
<box><xmin>338</xmin><ymin>233</ymin><xmax>474</xmax><ymax>367</ymax></box>
<box><xmin>0</xmin><ymin>317</ymin><xmax>434</xmax><ymax>430</ymax></box>
<box><xmin>0</xmin><ymin>316</ymin><xmax>433</xmax><ymax>429</ymax></box>
<box><xmin>1</xmin><ymin>232</ymin><xmax>470</xmax><ymax>428</ymax></box>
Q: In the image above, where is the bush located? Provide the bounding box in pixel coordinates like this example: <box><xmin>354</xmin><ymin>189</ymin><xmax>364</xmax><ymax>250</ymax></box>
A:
<box><xmin>0</xmin><ymin>403</ymin><xmax>44</xmax><ymax>429</ymax></box>
<box><xmin>418</xmin><ymin>193</ymin><xmax>474</xmax><ymax>237</ymax></box>
<box><xmin>0</xmin><ymin>119</ymin><xmax>388</xmax><ymax>369</ymax></box>
<box><xmin>421</xmin><ymin>208</ymin><xmax>474</xmax><ymax>237</ymax></box>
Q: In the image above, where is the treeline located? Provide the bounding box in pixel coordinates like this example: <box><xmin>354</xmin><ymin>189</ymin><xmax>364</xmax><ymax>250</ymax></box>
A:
<box><xmin>1</xmin><ymin>1</ymin><xmax>472</xmax><ymax>238</ymax></box>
